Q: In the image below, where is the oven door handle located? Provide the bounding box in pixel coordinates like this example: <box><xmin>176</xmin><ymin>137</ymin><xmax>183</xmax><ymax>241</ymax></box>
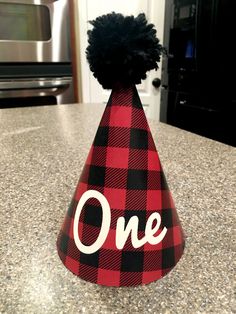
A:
<box><xmin>0</xmin><ymin>78</ymin><xmax>71</xmax><ymax>90</ymax></box>
<box><xmin>0</xmin><ymin>78</ymin><xmax>73</xmax><ymax>99</ymax></box>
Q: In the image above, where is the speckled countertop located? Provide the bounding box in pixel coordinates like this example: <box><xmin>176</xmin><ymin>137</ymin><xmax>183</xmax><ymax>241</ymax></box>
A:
<box><xmin>0</xmin><ymin>103</ymin><xmax>235</xmax><ymax>314</ymax></box>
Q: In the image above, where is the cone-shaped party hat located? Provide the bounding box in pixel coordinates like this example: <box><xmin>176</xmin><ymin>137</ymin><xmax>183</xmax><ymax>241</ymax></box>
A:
<box><xmin>57</xmin><ymin>13</ymin><xmax>185</xmax><ymax>287</ymax></box>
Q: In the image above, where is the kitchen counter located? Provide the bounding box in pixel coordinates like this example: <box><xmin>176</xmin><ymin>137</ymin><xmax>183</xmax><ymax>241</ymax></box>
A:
<box><xmin>0</xmin><ymin>103</ymin><xmax>235</xmax><ymax>314</ymax></box>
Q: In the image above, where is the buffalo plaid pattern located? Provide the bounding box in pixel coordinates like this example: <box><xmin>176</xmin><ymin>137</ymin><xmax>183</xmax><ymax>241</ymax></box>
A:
<box><xmin>57</xmin><ymin>86</ymin><xmax>185</xmax><ymax>286</ymax></box>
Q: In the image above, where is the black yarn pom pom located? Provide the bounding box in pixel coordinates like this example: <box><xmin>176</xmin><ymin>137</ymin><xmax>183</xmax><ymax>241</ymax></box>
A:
<box><xmin>86</xmin><ymin>12</ymin><xmax>163</xmax><ymax>89</ymax></box>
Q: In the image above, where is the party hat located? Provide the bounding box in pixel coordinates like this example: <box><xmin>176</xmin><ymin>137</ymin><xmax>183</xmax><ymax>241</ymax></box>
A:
<box><xmin>57</xmin><ymin>13</ymin><xmax>185</xmax><ymax>287</ymax></box>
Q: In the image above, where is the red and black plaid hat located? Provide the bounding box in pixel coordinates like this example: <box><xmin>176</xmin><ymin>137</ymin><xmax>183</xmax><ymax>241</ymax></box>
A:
<box><xmin>57</xmin><ymin>13</ymin><xmax>185</xmax><ymax>286</ymax></box>
<box><xmin>57</xmin><ymin>85</ymin><xmax>185</xmax><ymax>286</ymax></box>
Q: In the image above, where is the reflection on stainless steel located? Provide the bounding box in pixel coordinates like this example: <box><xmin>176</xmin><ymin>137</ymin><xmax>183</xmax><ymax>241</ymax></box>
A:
<box><xmin>0</xmin><ymin>77</ymin><xmax>74</xmax><ymax>104</ymax></box>
<box><xmin>0</xmin><ymin>0</ymin><xmax>71</xmax><ymax>62</ymax></box>
<box><xmin>0</xmin><ymin>78</ymin><xmax>72</xmax><ymax>90</ymax></box>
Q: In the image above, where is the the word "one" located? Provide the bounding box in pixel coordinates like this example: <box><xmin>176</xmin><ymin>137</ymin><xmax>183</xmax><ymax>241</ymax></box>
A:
<box><xmin>73</xmin><ymin>190</ymin><xmax>167</xmax><ymax>254</ymax></box>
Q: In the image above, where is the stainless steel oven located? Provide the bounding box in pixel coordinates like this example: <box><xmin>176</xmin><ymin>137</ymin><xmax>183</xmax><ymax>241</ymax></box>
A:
<box><xmin>0</xmin><ymin>0</ymin><xmax>74</xmax><ymax>106</ymax></box>
<box><xmin>0</xmin><ymin>0</ymin><xmax>71</xmax><ymax>62</ymax></box>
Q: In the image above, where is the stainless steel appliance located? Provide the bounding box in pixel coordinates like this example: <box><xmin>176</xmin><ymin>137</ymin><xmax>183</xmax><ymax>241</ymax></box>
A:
<box><xmin>0</xmin><ymin>0</ymin><xmax>70</xmax><ymax>62</ymax></box>
<box><xmin>0</xmin><ymin>0</ymin><xmax>74</xmax><ymax>105</ymax></box>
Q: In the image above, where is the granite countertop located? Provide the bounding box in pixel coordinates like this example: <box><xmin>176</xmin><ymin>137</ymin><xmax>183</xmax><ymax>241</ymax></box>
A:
<box><xmin>0</xmin><ymin>103</ymin><xmax>235</xmax><ymax>314</ymax></box>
